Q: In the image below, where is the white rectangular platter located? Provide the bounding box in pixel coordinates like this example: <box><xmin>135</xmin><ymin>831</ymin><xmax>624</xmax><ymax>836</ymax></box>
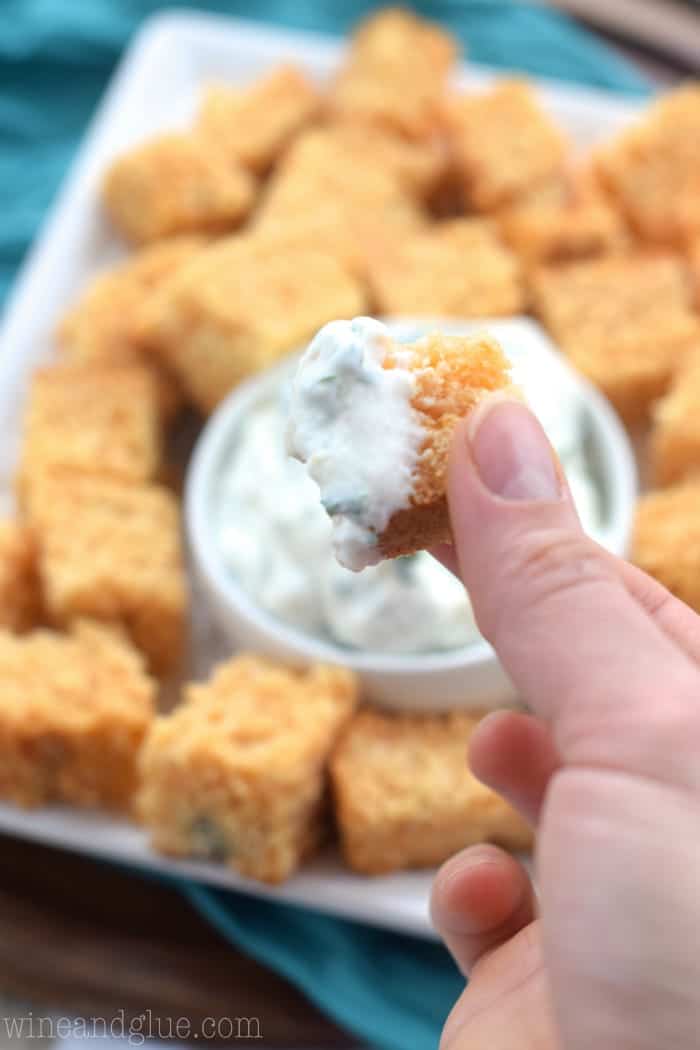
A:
<box><xmin>0</xmin><ymin>10</ymin><xmax>645</xmax><ymax>939</ymax></box>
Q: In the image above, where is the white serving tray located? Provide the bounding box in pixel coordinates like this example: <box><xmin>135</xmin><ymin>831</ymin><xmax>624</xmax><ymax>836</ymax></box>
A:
<box><xmin>0</xmin><ymin>10</ymin><xmax>645</xmax><ymax>938</ymax></box>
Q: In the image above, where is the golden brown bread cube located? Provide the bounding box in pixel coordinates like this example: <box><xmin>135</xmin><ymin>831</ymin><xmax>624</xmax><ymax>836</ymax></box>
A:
<box><xmin>325</xmin><ymin>119</ymin><xmax>448</xmax><ymax>200</ymax></box>
<box><xmin>367</xmin><ymin>218</ymin><xmax>524</xmax><ymax>317</ymax></box>
<box><xmin>138</xmin><ymin>656</ymin><xmax>357</xmax><ymax>883</ymax></box>
<box><xmin>19</xmin><ymin>361</ymin><xmax>161</xmax><ymax>499</ymax></box>
<box><xmin>349</xmin><ymin>6</ymin><xmax>457</xmax><ymax>72</ymax></box>
<box><xmin>596</xmin><ymin>84</ymin><xmax>700</xmax><ymax>246</ymax></box>
<box><xmin>498</xmin><ymin>170</ymin><xmax>628</xmax><ymax>268</ymax></box>
<box><xmin>58</xmin><ymin>236</ymin><xmax>207</xmax><ymax>358</ymax></box>
<box><xmin>138</xmin><ymin>233</ymin><xmax>367</xmax><ymax>413</ymax></box>
<box><xmin>198</xmin><ymin>65</ymin><xmax>320</xmax><ymax>172</ymax></box>
<box><xmin>447</xmin><ymin>80</ymin><xmax>568</xmax><ymax>212</ymax></box>
<box><xmin>0</xmin><ymin>620</ymin><xmax>155</xmax><ymax>810</ymax></box>
<box><xmin>331</xmin><ymin>708</ymin><xmax>533</xmax><ymax>874</ymax></box>
<box><xmin>650</xmin><ymin>353</ymin><xmax>700</xmax><ymax>485</ymax></box>
<box><xmin>632</xmin><ymin>482</ymin><xmax>700</xmax><ymax>613</ymax></box>
<box><xmin>253</xmin><ymin>127</ymin><xmax>427</xmax><ymax>277</ymax></box>
<box><xmin>27</xmin><ymin>474</ymin><xmax>187</xmax><ymax>676</ymax></box>
<box><xmin>58</xmin><ymin>236</ymin><xmax>207</xmax><ymax>418</ymax></box>
<box><xmin>102</xmin><ymin>132</ymin><xmax>256</xmax><ymax>244</ymax></box>
<box><xmin>327</xmin><ymin>8</ymin><xmax>457</xmax><ymax>140</ymax></box>
<box><xmin>288</xmin><ymin>325</ymin><xmax>514</xmax><ymax>566</ymax></box>
<box><xmin>381</xmin><ymin>332</ymin><xmax>514</xmax><ymax>559</ymax></box>
<box><xmin>531</xmin><ymin>254</ymin><xmax>700</xmax><ymax>422</ymax></box>
<box><xmin>0</xmin><ymin>521</ymin><xmax>42</xmax><ymax>633</ymax></box>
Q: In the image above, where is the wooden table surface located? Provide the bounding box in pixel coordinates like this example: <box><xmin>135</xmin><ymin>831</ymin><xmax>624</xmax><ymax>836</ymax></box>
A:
<box><xmin>0</xmin><ymin>833</ymin><xmax>355</xmax><ymax>1049</ymax></box>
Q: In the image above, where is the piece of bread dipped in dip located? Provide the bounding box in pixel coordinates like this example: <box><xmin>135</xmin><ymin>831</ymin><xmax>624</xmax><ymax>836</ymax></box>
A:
<box><xmin>286</xmin><ymin>317</ymin><xmax>515</xmax><ymax>571</ymax></box>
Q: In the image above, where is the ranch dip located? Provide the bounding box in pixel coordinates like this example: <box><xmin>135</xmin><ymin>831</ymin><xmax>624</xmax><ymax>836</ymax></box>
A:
<box><xmin>213</xmin><ymin>345</ymin><xmax>604</xmax><ymax>655</ymax></box>
<box><xmin>286</xmin><ymin>317</ymin><xmax>424</xmax><ymax>571</ymax></box>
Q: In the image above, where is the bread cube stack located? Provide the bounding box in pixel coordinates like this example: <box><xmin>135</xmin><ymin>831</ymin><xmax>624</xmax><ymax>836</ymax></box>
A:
<box><xmin>1</xmin><ymin>7</ymin><xmax>700</xmax><ymax>884</ymax></box>
<box><xmin>0</xmin><ymin>355</ymin><xmax>187</xmax><ymax>813</ymax></box>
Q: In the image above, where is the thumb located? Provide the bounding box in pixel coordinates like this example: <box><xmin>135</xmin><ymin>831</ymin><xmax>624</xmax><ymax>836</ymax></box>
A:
<box><xmin>447</xmin><ymin>396</ymin><xmax>700</xmax><ymax>786</ymax></box>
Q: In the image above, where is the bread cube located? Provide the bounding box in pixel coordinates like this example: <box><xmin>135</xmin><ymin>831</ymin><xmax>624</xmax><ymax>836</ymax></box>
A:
<box><xmin>597</xmin><ymin>85</ymin><xmax>700</xmax><ymax>246</ymax></box>
<box><xmin>367</xmin><ymin>218</ymin><xmax>524</xmax><ymax>316</ymax></box>
<box><xmin>138</xmin><ymin>233</ymin><xmax>366</xmax><ymax>413</ymax></box>
<box><xmin>448</xmin><ymin>81</ymin><xmax>568</xmax><ymax>211</ymax></box>
<box><xmin>0</xmin><ymin>620</ymin><xmax>155</xmax><ymax>810</ymax></box>
<box><xmin>632</xmin><ymin>482</ymin><xmax>700</xmax><ymax>613</ymax></box>
<box><xmin>58</xmin><ymin>236</ymin><xmax>206</xmax><ymax>418</ymax></box>
<box><xmin>19</xmin><ymin>361</ymin><xmax>161</xmax><ymax>498</ymax></box>
<box><xmin>499</xmin><ymin>171</ymin><xmax>627</xmax><ymax>267</ymax></box>
<box><xmin>138</xmin><ymin>656</ymin><xmax>357</xmax><ymax>883</ymax></box>
<box><xmin>349</xmin><ymin>7</ymin><xmax>457</xmax><ymax>72</ymax></box>
<box><xmin>288</xmin><ymin>321</ymin><xmax>514</xmax><ymax>568</ymax></box>
<box><xmin>102</xmin><ymin>132</ymin><xmax>256</xmax><ymax>244</ymax></box>
<box><xmin>331</xmin><ymin>708</ymin><xmax>532</xmax><ymax>874</ymax></box>
<box><xmin>27</xmin><ymin>474</ymin><xmax>187</xmax><ymax>675</ymax></box>
<box><xmin>58</xmin><ymin>239</ymin><xmax>205</xmax><ymax>417</ymax></box>
<box><xmin>327</xmin><ymin>8</ymin><xmax>457</xmax><ymax>140</ymax></box>
<box><xmin>0</xmin><ymin>521</ymin><xmax>41</xmax><ymax>633</ymax></box>
<box><xmin>198</xmin><ymin>65</ymin><xmax>320</xmax><ymax>172</ymax></box>
<box><xmin>531</xmin><ymin>254</ymin><xmax>700</xmax><ymax>421</ymax></box>
<box><xmin>253</xmin><ymin>127</ymin><xmax>426</xmax><ymax>277</ymax></box>
<box><xmin>326</xmin><ymin>120</ymin><xmax>448</xmax><ymax>199</ymax></box>
<box><xmin>58</xmin><ymin>236</ymin><xmax>207</xmax><ymax>360</ymax></box>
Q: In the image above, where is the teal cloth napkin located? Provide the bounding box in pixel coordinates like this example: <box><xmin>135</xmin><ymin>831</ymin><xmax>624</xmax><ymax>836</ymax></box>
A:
<box><xmin>0</xmin><ymin>4</ymin><xmax>649</xmax><ymax>1049</ymax></box>
<box><xmin>0</xmin><ymin>0</ymin><xmax>648</xmax><ymax>302</ymax></box>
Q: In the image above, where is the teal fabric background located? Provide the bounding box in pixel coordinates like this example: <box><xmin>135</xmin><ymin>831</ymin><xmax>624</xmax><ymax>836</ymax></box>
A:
<box><xmin>0</xmin><ymin>4</ymin><xmax>649</xmax><ymax>1048</ymax></box>
<box><xmin>185</xmin><ymin>882</ymin><xmax>465</xmax><ymax>1049</ymax></box>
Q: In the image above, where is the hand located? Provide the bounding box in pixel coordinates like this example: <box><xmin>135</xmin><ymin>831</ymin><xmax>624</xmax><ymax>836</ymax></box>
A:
<box><xmin>430</xmin><ymin>396</ymin><xmax>700</xmax><ymax>1050</ymax></box>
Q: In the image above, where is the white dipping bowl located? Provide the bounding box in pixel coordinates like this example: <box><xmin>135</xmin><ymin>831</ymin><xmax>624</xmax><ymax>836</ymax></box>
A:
<box><xmin>185</xmin><ymin>317</ymin><xmax>637</xmax><ymax>712</ymax></box>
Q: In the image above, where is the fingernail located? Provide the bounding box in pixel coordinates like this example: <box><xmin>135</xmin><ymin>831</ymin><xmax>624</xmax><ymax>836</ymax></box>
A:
<box><xmin>460</xmin><ymin>844</ymin><xmax>502</xmax><ymax>870</ymax></box>
<box><xmin>468</xmin><ymin>397</ymin><xmax>562</xmax><ymax>502</ymax></box>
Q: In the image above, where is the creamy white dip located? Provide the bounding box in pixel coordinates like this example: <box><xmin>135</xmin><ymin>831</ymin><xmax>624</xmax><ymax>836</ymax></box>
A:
<box><xmin>286</xmin><ymin>317</ymin><xmax>424</xmax><ymax>571</ymax></box>
<box><xmin>214</xmin><ymin>345</ymin><xmax>605</xmax><ymax>656</ymax></box>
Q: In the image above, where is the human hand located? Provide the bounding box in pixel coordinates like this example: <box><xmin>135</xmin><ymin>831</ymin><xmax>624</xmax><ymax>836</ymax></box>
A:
<box><xmin>431</xmin><ymin>396</ymin><xmax>700</xmax><ymax>1049</ymax></box>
